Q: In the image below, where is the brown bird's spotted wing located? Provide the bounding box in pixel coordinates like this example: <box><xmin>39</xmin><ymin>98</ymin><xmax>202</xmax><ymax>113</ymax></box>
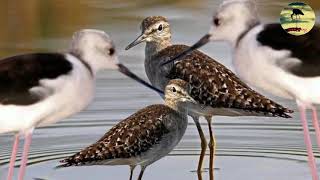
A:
<box><xmin>157</xmin><ymin>45</ymin><xmax>293</xmax><ymax>118</ymax></box>
<box><xmin>59</xmin><ymin>104</ymin><xmax>174</xmax><ymax>167</ymax></box>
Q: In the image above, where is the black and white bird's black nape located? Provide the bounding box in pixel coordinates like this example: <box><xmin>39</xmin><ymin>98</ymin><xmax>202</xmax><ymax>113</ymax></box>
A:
<box><xmin>125</xmin><ymin>15</ymin><xmax>293</xmax><ymax>180</ymax></box>
<box><xmin>164</xmin><ymin>0</ymin><xmax>320</xmax><ymax>179</ymax></box>
<box><xmin>58</xmin><ymin>79</ymin><xmax>196</xmax><ymax>180</ymax></box>
<box><xmin>2</xmin><ymin>29</ymin><xmax>162</xmax><ymax>180</ymax></box>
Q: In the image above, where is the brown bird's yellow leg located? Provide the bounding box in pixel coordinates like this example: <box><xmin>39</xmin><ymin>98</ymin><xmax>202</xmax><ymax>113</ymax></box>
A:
<box><xmin>137</xmin><ymin>166</ymin><xmax>146</xmax><ymax>180</ymax></box>
<box><xmin>129</xmin><ymin>165</ymin><xmax>136</xmax><ymax>180</ymax></box>
<box><xmin>206</xmin><ymin>116</ymin><xmax>216</xmax><ymax>180</ymax></box>
<box><xmin>192</xmin><ymin>116</ymin><xmax>207</xmax><ymax>180</ymax></box>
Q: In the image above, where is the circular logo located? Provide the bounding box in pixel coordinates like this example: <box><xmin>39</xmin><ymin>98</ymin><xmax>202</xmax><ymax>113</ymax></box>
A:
<box><xmin>280</xmin><ymin>2</ymin><xmax>316</xmax><ymax>36</ymax></box>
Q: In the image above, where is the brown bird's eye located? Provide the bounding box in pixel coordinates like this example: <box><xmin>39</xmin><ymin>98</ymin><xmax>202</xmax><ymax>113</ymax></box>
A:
<box><xmin>158</xmin><ymin>24</ymin><xmax>163</xmax><ymax>31</ymax></box>
<box><xmin>109</xmin><ymin>48</ymin><xmax>115</xmax><ymax>56</ymax></box>
<box><xmin>213</xmin><ymin>18</ymin><xmax>221</xmax><ymax>26</ymax></box>
<box><xmin>172</xmin><ymin>87</ymin><xmax>176</xmax><ymax>92</ymax></box>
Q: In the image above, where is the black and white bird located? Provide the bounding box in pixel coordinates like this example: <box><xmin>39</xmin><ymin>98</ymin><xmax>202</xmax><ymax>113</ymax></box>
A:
<box><xmin>163</xmin><ymin>0</ymin><xmax>320</xmax><ymax>179</ymax></box>
<box><xmin>126</xmin><ymin>16</ymin><xmax>293</xmax><ymax>180</ymax></box>
<box><xmin>59</xmin><ymin>79</ymin><xmax>196</xmax><ymax>180</ymax></box>
<box><xmin>1</xmin><ymin>29</ymin><xmax>162</xmax><ymax>180</ymax></box>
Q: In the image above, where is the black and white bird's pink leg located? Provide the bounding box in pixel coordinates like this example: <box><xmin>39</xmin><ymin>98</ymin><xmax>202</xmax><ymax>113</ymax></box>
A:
<box><xmin>17</xmin><ymin>129</ymin><xmax>34</xmax><ymax>180</ymax></box>
<box><xmin>7</xmin><ymin>134</ymin><xmax>20</xmax><ymax>180</ymax></box>
<box><xmin>297</xmin><ymin>102</ymin><xmax>319</xmax><ymax>180</ymax></box>
<box><xmin>310</xmin><ymin>106</ymin><xmax>320</xmax><ymax>151</ymax></box>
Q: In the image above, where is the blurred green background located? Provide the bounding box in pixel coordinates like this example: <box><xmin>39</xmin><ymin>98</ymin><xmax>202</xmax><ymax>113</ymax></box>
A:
<box><xmin>0</xmin><ymin>0</ymin><xmax>318</xmax><ymax>56</ymax></box>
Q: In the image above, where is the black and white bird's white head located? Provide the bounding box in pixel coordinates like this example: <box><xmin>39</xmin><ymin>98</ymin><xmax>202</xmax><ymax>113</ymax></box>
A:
<box><xmin>70</xmin><ymin>29</ymin><xmax>119</xmax><ymax>72</ymax></box>
<box><xmin>70</xmin><ymin>29</ymin><xmax>164</xmax><ymax>94</ymax></box>
<box><xmin>125</xmin><ymin>16</ymin><xmax>171</xmax><ymax>50</ymax></box>
<box><xmin>161</xmin><ymin>0</ymin><xmax>260</xmax><ymax>66</ymax></box>
<box><xmin>208</xmin><ymin>0</ymin><xmax>259</xmax><ymax>44</ymax></box>
<box><xmin>165</xmin><ymin>79</ymin><xmax>196</xmax><ymax>105</ymax></box>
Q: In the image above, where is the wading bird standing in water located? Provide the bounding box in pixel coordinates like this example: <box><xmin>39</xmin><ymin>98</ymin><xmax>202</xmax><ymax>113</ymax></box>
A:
<box><xmin>126</xmin><ymin>16</ymin><xmax>293</xmax><ymax>180</ymax></box>
<box><xmin>291</xmin><ymin>8</ymin><xmax>304</xmax><ymax>21</ymax></box>
<box><xmin>59</xmin><ymin>79</ymin><xmax>196</xmax><ymax>180</ymax></box>
<box><xmin>163</xmin><ymin>0</ymin><xmax>320</xmax><ymax>179</ymax></box>
<box><xmin>1</xmin><ymin>29</ymin><xmax>162</xmax><ymax>180</ymax></box>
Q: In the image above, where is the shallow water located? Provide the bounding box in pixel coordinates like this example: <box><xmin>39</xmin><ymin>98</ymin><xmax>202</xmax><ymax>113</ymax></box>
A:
<box><xmin>0</xmin><ymin>0</ymin><xmax>319</xmax><ymax>179</ymax></box>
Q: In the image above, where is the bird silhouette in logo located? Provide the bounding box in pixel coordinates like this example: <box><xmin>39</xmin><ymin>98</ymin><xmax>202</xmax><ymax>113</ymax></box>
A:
<box><xmin>291</xmin><ymin>8</ymin><xmax>304</xmax><ymax>21</ymax></box>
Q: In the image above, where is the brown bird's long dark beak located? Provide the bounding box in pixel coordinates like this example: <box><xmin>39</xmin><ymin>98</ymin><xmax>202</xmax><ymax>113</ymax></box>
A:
<box><xmin>117</xmin><ymin>64</ymin><xmax>164</xmax><ymax>95</ymax></box>
<box><xmin>161</xmin><ymin>34</ymin><xmax>211</xmax><ymax>66</ymax></box>
<box><xmin>125</xmin><ymin>34</ymin><xmax>147</xmax><ymax>50</ymax></box>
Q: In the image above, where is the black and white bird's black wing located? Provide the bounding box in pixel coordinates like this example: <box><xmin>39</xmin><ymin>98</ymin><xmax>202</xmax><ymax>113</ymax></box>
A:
<box><xmin>0</xmin><ymin>53</ymin><xmax>73</xmax><ymax>105</ymax></box>
<box><xmin>59</xmin><ymin>104</ymin><xmax>173</xmax><ymax>167</ymax></box>
<box><xmin>257</xmin><ymin>24</ymin><xmax>320</xmax><ymax>77</ymax></box>
<box><xmin>157</xmin><ymin>45</ymin><xmax>293</xmax><ymax>118</ymax></box>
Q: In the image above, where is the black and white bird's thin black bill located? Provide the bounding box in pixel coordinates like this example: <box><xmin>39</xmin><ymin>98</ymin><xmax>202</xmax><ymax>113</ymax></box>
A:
<box><xmin>117</xmin><ymin>63</ymin><xmax>164</xmax><ymax>95</ymax></box>
<box><xmin>161</xmin><ymin>34</ymin><xmax>211</xmax><ymax>66</ymax></box>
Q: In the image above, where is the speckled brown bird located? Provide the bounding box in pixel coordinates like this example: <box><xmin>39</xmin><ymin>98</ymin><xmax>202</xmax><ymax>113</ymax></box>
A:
<box><xmin>125</xmin><ymin>16</ymin><xmax>294</xmax><ymax>180</ymax></box>
<box><xmin>58</xmin><ymin>79</ymin><xmax>196</xmax><ymax>180</ymax></box>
